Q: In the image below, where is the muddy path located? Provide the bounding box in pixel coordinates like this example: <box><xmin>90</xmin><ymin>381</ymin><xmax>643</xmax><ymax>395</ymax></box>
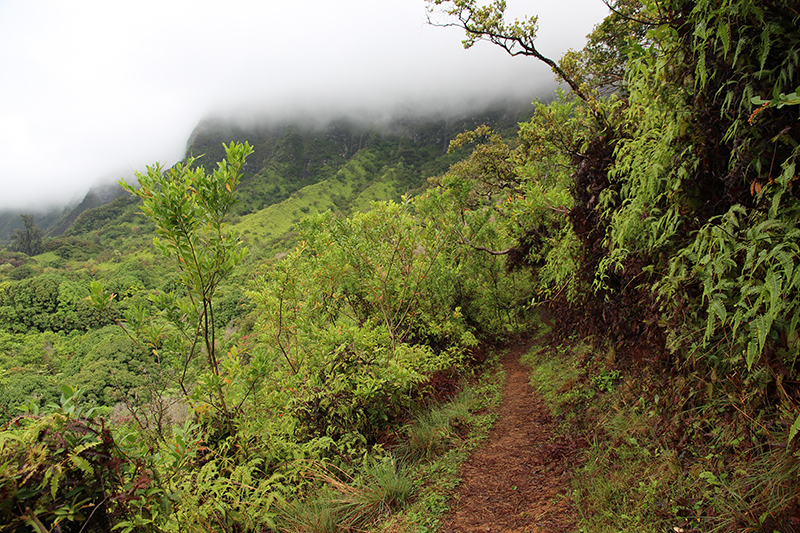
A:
<box><xmin>439</xmin><ymin>339</ymin><xmax>579</xmax><ymax>533</ymax></box>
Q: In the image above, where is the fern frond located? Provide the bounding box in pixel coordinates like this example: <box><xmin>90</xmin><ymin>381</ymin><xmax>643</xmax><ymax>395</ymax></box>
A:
<box><xmin>69</xmin><ymin>454</ymin><xmax>94</xmax><ymax>477</ymax></box>
<box><xmin>788</xmin><ymin>412</ymin><xmax>800</xmax><ymax>444</ymax></box>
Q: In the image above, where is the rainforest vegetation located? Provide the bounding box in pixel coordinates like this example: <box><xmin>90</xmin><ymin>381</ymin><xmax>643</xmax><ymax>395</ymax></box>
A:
<box><xmin>1</xmin><ymin>0</ymin><xmax>799</xmax><ymax>531</ymax></box>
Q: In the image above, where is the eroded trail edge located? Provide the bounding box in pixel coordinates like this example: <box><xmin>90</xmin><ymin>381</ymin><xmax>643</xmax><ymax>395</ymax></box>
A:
<box><xmin>440</xmin><ymin>340</ymin><xmax>578</xmax><ymax>533</ymax></box>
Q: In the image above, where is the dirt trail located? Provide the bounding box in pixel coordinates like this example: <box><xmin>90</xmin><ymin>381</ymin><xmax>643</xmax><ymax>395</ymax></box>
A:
<box><xmin>439</xmin><ymin>339</ymin><xmax>578</xmax><ymax>533</ymax></box>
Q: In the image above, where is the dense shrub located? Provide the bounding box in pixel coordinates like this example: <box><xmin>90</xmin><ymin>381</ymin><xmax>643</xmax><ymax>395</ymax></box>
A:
<box><xmin>0</xmin><ymin>274</ymin><xmax>113</xmax><ymax>333</ymax></box>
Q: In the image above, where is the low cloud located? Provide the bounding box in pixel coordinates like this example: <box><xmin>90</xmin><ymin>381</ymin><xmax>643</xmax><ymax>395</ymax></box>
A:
<box><xmin>0</xmin><ymin>0</ymin><xmax>608</xmax><ymax>210</ymax></box>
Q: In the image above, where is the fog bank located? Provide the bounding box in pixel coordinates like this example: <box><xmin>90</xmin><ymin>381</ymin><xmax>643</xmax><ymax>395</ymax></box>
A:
<box><xmin>0</xmin><ymin>0</ymin><xmax>609</xmax><ymax>210</ymax></box>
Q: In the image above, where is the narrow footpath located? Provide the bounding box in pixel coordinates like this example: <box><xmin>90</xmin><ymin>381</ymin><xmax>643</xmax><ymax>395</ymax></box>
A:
<box><xmin>439</xmin><ymin>339</ymin><xmax>579</xmax><ymax>533</ymax></box>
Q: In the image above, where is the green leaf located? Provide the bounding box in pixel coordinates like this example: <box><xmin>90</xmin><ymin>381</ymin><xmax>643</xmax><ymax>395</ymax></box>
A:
<box><xmin>718</xmin><ymin>21</ymin><xmax>730</xmax><ymax>58</ymax></box>
<box><xmin>746</xmin><ymin>339</ymin><xmax>759</xmax><ymax>371</ymax></box>
<box><xmin>754</xmin><ymin>313</ymin><xmax>773</xmax><ymax>355</ymax></box>
<box><xmin>69</xmin><ymin>454</ymin><xmax>94</xmax><ymax>476</ymax></box>
<box><xmin>72</xmin><ymin>441</ymin><xmax>100</xmax><ymax>455</ymax></box>
<box><xmin>709</xmin><ymin>297</ymin><xmax>727</xmax><ymax>324</ymax></box>
<box><xmin>698</xmin><ymin>470</ymin><xmax>720</xmax><ymax>486</ymax></box>
<box><xmin>788</xmin><ymin>412</ymin><xmax>800</xmax><ymax>444</ymax></box>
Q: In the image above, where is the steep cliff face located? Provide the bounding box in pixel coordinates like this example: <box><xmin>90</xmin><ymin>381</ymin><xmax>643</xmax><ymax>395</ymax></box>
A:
<box><xmin>184</xmin><ymin>103</ymin><xmax>532</xmax><ymax>217</ymax></box>
<box><xmin>0</xmin><ymin>183</ymin><xmax>130</xmax><ymax>242</ymax></box>
<box><xmin>1</xmin><ymin>99</ymin><xmax>532</xmax><ymax>243</ymax></box>
<box><xmin>48</xmin><ymin>183</ymin><xmax>131</xmax><ymax>237</ymax></box>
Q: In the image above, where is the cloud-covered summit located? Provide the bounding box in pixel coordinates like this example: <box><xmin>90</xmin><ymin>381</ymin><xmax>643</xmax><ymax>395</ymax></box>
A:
<box><xmin>0</xmin><ymin>0</ymin><xmax>608</xmax><ymax>210</ymax></box>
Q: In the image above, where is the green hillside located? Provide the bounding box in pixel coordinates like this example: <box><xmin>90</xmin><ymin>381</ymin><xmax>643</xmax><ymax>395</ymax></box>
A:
<box><xmin>0</xmin><ymin>102</ymin><xmax>528</xmax><ymax>416</ymax></box>
<box><xmin>233</xmin><ymin>146</ymin><xmax>450</xmax><ymax>253</ymax></box>
<box><xmin>1</xmin><ymin>1</ymin><xmax>799</xmax><ymax>531</ymax></box>
<box><xmin>185</xmin><ymin>106</ymin><xmax>530</xmax><ymax>219</ymax></box>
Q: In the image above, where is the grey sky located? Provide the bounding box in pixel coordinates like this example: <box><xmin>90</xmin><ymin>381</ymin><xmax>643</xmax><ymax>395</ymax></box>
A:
<box><xmin>0</xmin><ymin>0</ymin><xmax>608</xmax><ymax>211</ymax></box>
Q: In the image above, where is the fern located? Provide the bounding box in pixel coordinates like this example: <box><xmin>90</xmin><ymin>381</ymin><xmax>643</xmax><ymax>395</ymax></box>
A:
<box><xmin>68</xmin><ymin>453</ymin><xmax>94</xmax><ymax>477</ymax></box>
<box><xmin>592</xmin><ymin>0</ymin><xmax>800</xmax><ymax>392</ymax></box>
<box><xmin>788</xmin><ymin>413</ymin><xmax>800</xmax><ymax>444</ymax></box>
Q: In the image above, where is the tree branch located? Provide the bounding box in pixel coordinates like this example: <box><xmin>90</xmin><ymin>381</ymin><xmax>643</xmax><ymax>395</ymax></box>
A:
<box><xmin>427</xmin><ymin>0</ymin><xmax>608</xmax><ymax>126</ymax></box>
<box><xmin>455</xmin><ymin>227</ymin><xmax>513</xmax><ymax>255</ymax></box>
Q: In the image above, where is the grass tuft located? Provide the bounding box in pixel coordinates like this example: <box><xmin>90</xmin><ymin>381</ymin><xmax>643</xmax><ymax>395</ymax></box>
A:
<box><xmin>336</xmin><ymin>457</ymin><xmax>415</xmax><ymax>525</ymax></box>
<box><xmin>276</xmin><ymin>490</ymin><xmax>341</xmax><ymax>533</ymax></box>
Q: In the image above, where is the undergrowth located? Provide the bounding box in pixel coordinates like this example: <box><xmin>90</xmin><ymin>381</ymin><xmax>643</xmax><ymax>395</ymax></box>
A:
<box><xmin>272</xmin><ymin>349</ymin><xmax>505</xmax><ymax>533</ymax></box>
<box><xmin>523</xmin><ymin>337</ymin><xmax>800</xmax><ymax>533</ymax></box>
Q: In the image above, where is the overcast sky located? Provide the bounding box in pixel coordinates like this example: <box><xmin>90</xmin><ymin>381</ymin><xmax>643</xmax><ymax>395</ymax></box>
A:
<box><xmin>0</xmin><ymin>0</ymin><xmax>608</xmax><ymax>211</ymax></box>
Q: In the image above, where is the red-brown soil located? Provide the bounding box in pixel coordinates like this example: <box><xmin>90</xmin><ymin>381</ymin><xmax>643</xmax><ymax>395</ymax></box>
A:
<box><xmin>439</xmin><ymin>339</ymin><xmax>579</xmax><ymax>533</ymax></box>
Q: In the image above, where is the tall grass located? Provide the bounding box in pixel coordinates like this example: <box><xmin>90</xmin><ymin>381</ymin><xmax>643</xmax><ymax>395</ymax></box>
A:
<box><xmin>523</xmin><ymin>340</ymin><xmax>800</xmax><ymax>532</ymax></box>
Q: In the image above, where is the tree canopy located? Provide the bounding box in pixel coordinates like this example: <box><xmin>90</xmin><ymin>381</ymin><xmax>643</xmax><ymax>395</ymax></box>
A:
<box><xmin>8</xmin><ymin>215</ymin><xmax>43</xmax><ymax>256</ymax></box>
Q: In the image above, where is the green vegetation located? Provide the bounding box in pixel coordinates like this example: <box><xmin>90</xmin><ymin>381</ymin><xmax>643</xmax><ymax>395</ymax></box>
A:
<box><xmin>7</xmin><ymin>215</ymin><xmax>43</xmax><ymax>257</ymax></box>
<box><xmin>0</xmin><ymin>110</ymin><xmax>526</xmax><ymax>532</ymax></box>
<box><xmin>1</xmin><ymin>0</ymin><xmax>799</xmax><ymax>530</ymax></box>
<box><xmin>114</xmin><ymin>141</ymin><xmax>254</xmax><ymax>431</ymax></box>
<box><xmin>524</xmin><ymin>338</ymin><xmax>800</xmax><ymax>532</ymax></box>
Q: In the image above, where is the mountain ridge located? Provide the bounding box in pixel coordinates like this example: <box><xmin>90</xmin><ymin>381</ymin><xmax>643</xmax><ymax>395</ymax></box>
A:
<box><xmin>3</xmin><ymin>98</ymin><xmax>535</xmax><ymax>243</ymax></box>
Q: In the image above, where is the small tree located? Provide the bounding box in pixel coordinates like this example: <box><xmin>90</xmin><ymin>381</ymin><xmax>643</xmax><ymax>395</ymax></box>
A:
<box><xmin>426</xmin><ymin>0</ymin><xmax>586</xmax><ymax>99</ymax></box>
<box><xmin>118</xmin><ymin>141</ymin><xmax>253</xmax><ymax>430</ymax></box>
<box><xmin>8</xmin><ymin>214</ymin><xmax>43</xmax><ymax>256</ymax></box>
